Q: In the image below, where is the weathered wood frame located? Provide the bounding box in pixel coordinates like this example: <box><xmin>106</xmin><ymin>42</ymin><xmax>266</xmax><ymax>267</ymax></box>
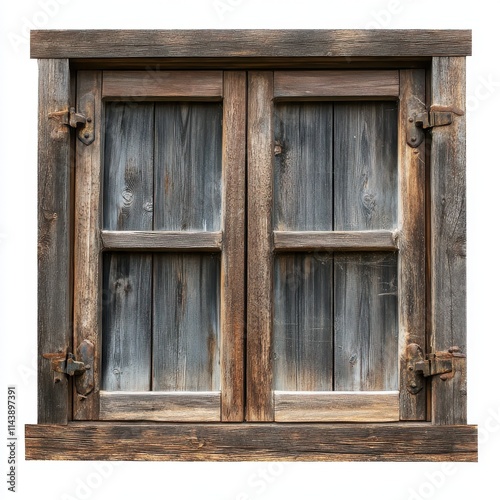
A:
<box><xmin>30</xmin><ymin>29</ymin><xmax>475</xmax><ymax>461</ymax></box>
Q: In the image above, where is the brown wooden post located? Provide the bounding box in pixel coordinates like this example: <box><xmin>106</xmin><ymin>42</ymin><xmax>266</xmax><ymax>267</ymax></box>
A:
<box><xmin>430</xmin><ymin>57</ymin><xmax>467</xmax><ymax>424</ymax></box>
<box><xmin>37</xmin><ymin>59</ymin><xmax>72</xmax><ymax>424</ymax></box>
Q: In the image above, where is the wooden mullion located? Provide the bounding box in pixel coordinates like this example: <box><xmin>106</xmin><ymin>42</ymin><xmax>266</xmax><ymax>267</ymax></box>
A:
<box><xmin>37</xmin><ymin>59</ymin><xmax>72</xmax><ymax>424</ymax></box>
<box><xmin>398</xmin><ymin>69</ymin><xmax>427</xmax><ymax>420</ymax></box>
<box><xmin>247</xmin><ymin>71</ymin><xmax>274</xmax><ymax>421</ymax></box>
<box><xmin>273</xmin><ymin>230</ymin><xmax>397</xmax><ymax>251</ymax></box>
<box><xmin>430</xmin><ymin>57</ymin><xmax>467</xmax><ymax>425</ymax></box>
<box><xmin>101</xmin><ymin>230</ymin><xmax>223</xmax><ymax>251</ymax></box>
<box><xmin>220</xmin><ymin>72</ymin><xmax>246</xmax><ymax>421</ymax></box>
<box><xmin>73</xmin><ymin>71</ymin><xmax>103</xmax><ymax>420</ymax></box>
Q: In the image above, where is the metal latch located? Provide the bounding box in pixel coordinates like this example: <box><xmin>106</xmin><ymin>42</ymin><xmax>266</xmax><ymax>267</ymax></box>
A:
<box><xmin>43</xmin><ymin>340</ymin><xmax>95</xmax><ymax>396</ymax></box>
<box><xmin>407</xmin><ymin>105</ymin><xmax>464</xmax><ymax>148</ymax></box>
<box><xmin>48</xmin><ymin>92</ymin><xmax>95</xmax><ymax>146</ymax></box>
<box><xmin>406</xmin><ymin>344</ymin><xmax>465</xmax><ymax>394</ymax></box>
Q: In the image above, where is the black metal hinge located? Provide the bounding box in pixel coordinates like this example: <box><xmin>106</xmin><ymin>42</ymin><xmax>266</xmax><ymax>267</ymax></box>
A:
<box><xmin>406</xmin><ymin>344</ymin><xmax>466</xmax><ymax>394</ymax></box>
<box><xmin>407</xmin><ymin>105</ymin><xmax>464</xmax><ymax>148</ymax></box>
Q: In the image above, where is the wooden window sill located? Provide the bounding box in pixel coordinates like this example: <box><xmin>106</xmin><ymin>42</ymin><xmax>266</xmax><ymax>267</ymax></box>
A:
<box><xmin>25</xmin><ymin>422</ymin><xmax>477</xmax><ymax>462</ymax></box>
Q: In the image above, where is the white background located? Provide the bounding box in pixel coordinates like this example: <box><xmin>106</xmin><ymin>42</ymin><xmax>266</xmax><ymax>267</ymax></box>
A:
<box><xmin>0</xmin><ymin>1</ymin><xmax>498</xmax><ymax>499</ymax></box>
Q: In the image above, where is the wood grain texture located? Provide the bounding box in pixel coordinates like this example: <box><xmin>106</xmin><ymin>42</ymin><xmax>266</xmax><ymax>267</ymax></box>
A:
<box><xmin>274</xmin><ymin>255</ymin><xmax>333</xmax><ymax>391</ymax></box>
<box><xmin>333</xmin><ymin>101</ymin><xmax>398</xmax><ymax>231</ymax></box>
<box><xmin>25</xmin><ymin>423</ymin><xmax>478</xmax><ymax>461</ymax></box>
<box><xmin>103</xmin><ymin>102</ymin><xmax>154</xmax><ymax>231</ymax></box>
<box><xmin>334</xmin><ymin>253</ymin><xmax>399</xmax><ymax>391</ymax></box>
<box><xmin>274</xmin><ymin>230</ymin><xmax>398</xmax><ymax>251</ymax></box>
<box><xmin>73</xmin><ymin>70</ymin><xmax>102</xmax><ymax>420</ymax></box>
<box><xmin>101</xmin><ymin>254</ymin><xmax>152</xmax><ymax>391</ymax></box>
<box><xmin>247</xmin><ymin>71</ymin><xmax>274</xmax><ymax>421</ymax></box>
<box><xmin>274</xmin><ymin>70</ymin><xmax>399</xmax><ymax>98</ymax></box>
<box><xmin>398</xmin><ymin>70</ymin><xmax>427</xmax><ymax>420</ymax></box>
<box><xmin>220</xmin><ymin>72</ymin><xmax>246</xmax><ymax>421</ymax></box>
<box><xmin>152</xmin><ymin>254</ymin><xmax>220</xmax><ymax>391</ymax></box>
<box><xmin>102</xmin><ymin>71</ymin><xmax>223</xmax><ymax>99</ymax></box>
<box><xmin>30</xmin><ymin>30</ymin><xmax>472</xmax><ymax>59</ymax></box>
<box><xmin>274</xmin><ymin>391</ymin><xmax>399</xmax><ymax>422</ymax></box>
<box><xmin>430</xmin><ymin>57</ymin><xmax>467</xmax><ymax>425</ymax></box>
<box><xmin>101</xmin><ymin>230</ymin><xmax>222</xmax><ymax>251</ymax></box>
<box><xmin>274</xmin><ymin>102</ymin><xmax>332</xmax><ymax>231</ymax></box>
<box><xmin>37</xmin><ymin>59</ymin><xmax>71</xmax><ymax>424</ymax></box>
<box><xmin>100</xmin><ymin>392</ymin><xmax>221</xmax><ymax>421</ymax></box>
<box><xmin>154</xmin><ymin>102</ymin><xmax>222</xmax><ymax>231</ymax></box>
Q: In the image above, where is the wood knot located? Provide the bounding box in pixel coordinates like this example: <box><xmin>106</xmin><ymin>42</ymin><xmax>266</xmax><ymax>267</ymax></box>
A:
<box><xmin>122</xmin><ymin>188</ymin><xmax>133</xmax><ymax>206</ymax></box>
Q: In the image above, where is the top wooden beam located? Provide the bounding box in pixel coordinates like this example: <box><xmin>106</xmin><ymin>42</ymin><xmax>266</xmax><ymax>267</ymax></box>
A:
<box><xmin>31</xmin><ymin>30</ymin><xmax>472</xmax><ymax>60</ymax></box>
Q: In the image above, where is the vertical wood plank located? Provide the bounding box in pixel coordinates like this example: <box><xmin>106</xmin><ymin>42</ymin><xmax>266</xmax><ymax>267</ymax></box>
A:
<box><xmin>274</xmin><ymin>254</ymin><xmax>333</xmax><ymax>390</ymax></box>
<box><xmin>220</xmin><ymin>72</ymin><xmax>246</xmax><ymax>421</ymax></box>
<box><xmin>274</xmin><ymin>103</ymin><xmax>333</xmax><ymax>230</ymax></box>
<box><xmin>154</xmin><ymin>102</ymin><xmax>222</xmax><ymax>231</ymax></box>
<box><xmin>152</xmin><ymin>254</ymin><xmax>220</xmax><ymax>391</ymax></box>
<box><xmin>430</xmin><ymin>57</ymin><xmax>467</xmax><ymax>425</ymax></box>
<box><xmin>334</xmin><ymin>253</ymin><xmax>399</xmax><ymax>391</ymax></box>
<box><xmin>73</xmin><ymin>71</ymin><xmax>102</xmax><ymax>420</ymax></box>
<box><xmin>37</xmin><ymin>59</ymin><xmax>72</xmax><ymax>424</ymax></box>
<box><xmin>333</xmin><ymin>102</ymin><xmax>398</xmax><ymax>231</ymax></box>
<box><xmin>247</xmin><ymin>71</ymin><xmax>274</xmax><ymax>421</ymax></box>
<box><xmin>102</xmin><ymin>254</ymin><xmax>152</xmax><ymax>390</ymax></box>
<box><xmin>103</xmin><ymin>102</ymin><xmax>154</xmax><ymax>230</ymax></box>
<box><xmin>399</xmin><ymin>70</ymin><xmax>427</xmax><ymax>420</ymax></box>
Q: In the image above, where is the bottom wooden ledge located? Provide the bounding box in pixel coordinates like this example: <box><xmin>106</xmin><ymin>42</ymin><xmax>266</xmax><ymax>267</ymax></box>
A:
<box><xmin>25</xmin><ymin>423</ymin><xmax>477</xmax><ymax>462</ymax></box>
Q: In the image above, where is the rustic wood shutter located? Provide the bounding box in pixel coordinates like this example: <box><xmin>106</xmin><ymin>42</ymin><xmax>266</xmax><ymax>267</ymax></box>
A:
<box><xmin>73</xmin><ymin>71</ymin><xmax>246</xmax><ymax>422</ymax></box>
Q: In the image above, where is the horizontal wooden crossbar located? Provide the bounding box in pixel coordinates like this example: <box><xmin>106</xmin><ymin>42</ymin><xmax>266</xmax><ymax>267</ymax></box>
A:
<box><xmin>101</xmin><ymin>231</ymin><xmax>223</xmax><ymax>251</ymax></box>
<box><xmin>100</xmin><ymin>391</ymin><xmax>221</xmax><ymax>422</ymax></box>
<box><xmin>30</xmin><ymin>30</ymin><xmax>472</xmax><ymax>59</ymax></box>
<box><xmin>273</xmin><ymin>230</ymin><xmax>398</xmax><ymax>251</ymax></box>
<box><xmin>25</xmin><ymin>423</ymin><xmax>478</xmax><ymax>461</ymax></box>
<box><xmin>274</xmin><ymin>391</ymin><xmax>399</xmax><ymax>422</ymax></box>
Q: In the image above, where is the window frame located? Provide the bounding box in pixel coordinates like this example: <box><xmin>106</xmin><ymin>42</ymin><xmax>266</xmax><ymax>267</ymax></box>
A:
<box><xmin>27</xmin><ymin>29</ymin><xmax>476</xmax><ymax>462</ymax></box>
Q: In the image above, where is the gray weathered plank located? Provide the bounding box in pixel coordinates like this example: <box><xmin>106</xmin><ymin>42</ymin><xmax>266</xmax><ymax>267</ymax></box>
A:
<box><xmin>25</xmin><ymin>423</ymin><xmax>478</xmax><ymax>462</ymax></box>
<box><xmin>101</xmin><ymin>230</ymin><xmax>222</xmax><ymax>251</ymax></box>
<box><xmin>31</xmin><ymin>30</ymin><xmax>472</xmax><ymax>59</ymax></box>
<box><xmin>101</xmin><ymin>254</ymin><xmax>152</xmax><ymax>391</ymax></box>
<box><xmin>274</xmin><ymin>254</ymin><xmax>333</xmax><ymax>391</ymax></box>
<box><xmin>274</xmin><ymin>102</ymin><xmax>333</xmax><ymax>231</ymax></box>
<box><xmin>154</xmin><ymin>102</ymin><xmax>222</xmax><ymax>231</ymax></box>
<box><xmin>37</xmin><ymin>59</ymin><xmax>71</xmax><ymax>424</ymax></box>
<box><xmin>73</xmin><ymin>71</ymin><xmax>103</xmax><ymax>420</ymax></box>
<box><xmin>274</xmin><ymin>70</ymin><xmax>399</xmax><ymax>98</ymax></box>
<box><xmin>273</xmin><ymin>230</ymin><xmax>398</xmax><ymax>251</ymax></box>
<box><xmin>103</xmin><ymin>102</ymin><xmax>154</xmax><ymax>231</ymax></box>
<box><xmin>430</xmin><ymin>57</ymin><xmax>467</xmax><ymax>425</ymax></box>
<box><xmin>334</xmin><ymin>253</ymin><xmax>399</xmax><ymax>391</ymax></box>
<box><xmin>152</xmin><ymin>254</ymin><xmax>220</xmax><ymax>391</ymax></box>
<box><xmin>100</xmin><ymin>392</ymin><xmax>221</xmax><ymax>421</ymax></box>
<box><xmin>274</xmin><ymin>391</ymin><xmax>399</xmax><ymax>422</ymax></box>
<box><xmin>398</xmin><ymin>69</ymin><xmax>427</xmax><ymax>420</ymax></box>
<box><xmin>102</xmin><ymin>71</ymin><xmax>223</xmax><ymax>99</ymax></box>
<box><xmin>333</xmin><ymin>101</ymin><xmax>398</xmax><ymax>231</ymax></box>
<box><xmin>220</xmin><ymin>72</ymin><xmax>246</xmax><ymax>421</ymax></box>
<box><xmin>247</xmin><ymin>71</ymin><xmax>274</xmax><ymax>421</ymax></box>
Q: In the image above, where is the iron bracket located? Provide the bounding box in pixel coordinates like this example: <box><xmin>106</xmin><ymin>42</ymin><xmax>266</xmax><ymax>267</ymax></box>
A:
<box><xmin>407</xmin><ymin>105</ymin><xmax>464</xmax><ymax>148</ymax></box>
<box><xmin>406</xmin><ymin>344</ymin><xmax>466</xmax><ymax>395</ymax></box>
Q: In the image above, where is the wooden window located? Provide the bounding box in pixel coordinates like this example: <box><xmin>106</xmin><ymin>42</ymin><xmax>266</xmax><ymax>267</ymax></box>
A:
<box><xmin>27</xmin><ymin>30</ymin><xmax>477</xmax><ymax>461</ymax></box>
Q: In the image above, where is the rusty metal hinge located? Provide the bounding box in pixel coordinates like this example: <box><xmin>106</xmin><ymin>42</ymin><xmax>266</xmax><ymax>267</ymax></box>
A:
<box><xmin>48</xmin><ymin>92</ymin><xmax>95</xmax><ymax>146</ymax></box>
<box><xmin>407</xmin><ymin>105</ymin><xmax>464</xmax><ymax>148</ymax></box>
<box><xmin>43</xmin><ymin>340</ymin><xmax>95</xmax><ymax>396</ymax></box>
<box><xmin>406</xmin><ymin>344</ymin><xmax>466</xmax><ymax>394</ymax></box>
